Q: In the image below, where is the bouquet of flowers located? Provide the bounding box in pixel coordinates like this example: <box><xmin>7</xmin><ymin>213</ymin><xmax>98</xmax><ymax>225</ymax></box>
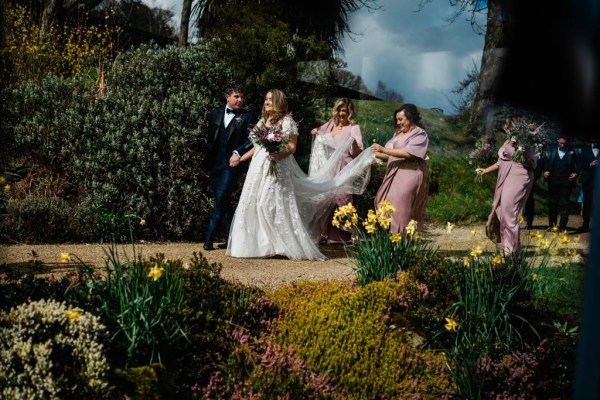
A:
<box><xmin>249</xmin><ymin>120</ymin><xmax>290</xmax><ymax>176</ymax></box>
<box><xmin>468</xmin><ymin>140</ymin><xmax>496</xmax><ymax>182</ymax></box>
<box><xmin>506</xmin><ymin>119</ymin><xmax>549</xmax><ymax>163</ymax></box>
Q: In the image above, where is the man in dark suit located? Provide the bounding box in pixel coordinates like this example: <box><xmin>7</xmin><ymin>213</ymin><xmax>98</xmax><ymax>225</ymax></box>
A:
<box><xmin>543</xmin><ymin>135</ymin><xmax>579</xmax><ymax>231</ymax></box>
<box><xmin>577</xmin><ymin>139</ymin><xmax>599</xmax><ymax>233</ymax></box>
<box><xmin>202</xmin><ymin>83</ymin><xmax>257</xmax><ymax>250</ymax></box>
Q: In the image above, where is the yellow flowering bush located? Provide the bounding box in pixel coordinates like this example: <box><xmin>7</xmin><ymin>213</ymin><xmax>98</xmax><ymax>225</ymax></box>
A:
<box><xmin>1</xmin><ymin>3</ymin><xmax>121</xmax><ymax>86</ymax></box>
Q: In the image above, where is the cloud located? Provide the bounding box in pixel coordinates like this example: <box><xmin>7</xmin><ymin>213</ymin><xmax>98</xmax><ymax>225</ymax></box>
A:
<box><xmin>342</xmin><ymin>0</ymin><xmax>484</xmax><ymax>112</ymax></box>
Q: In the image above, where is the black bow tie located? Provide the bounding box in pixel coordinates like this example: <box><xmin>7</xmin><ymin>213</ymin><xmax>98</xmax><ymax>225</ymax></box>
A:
<box><xmin>226</xmin><ymin>108</ymin><xmax>239</xmax><ymax>115</ymax></box>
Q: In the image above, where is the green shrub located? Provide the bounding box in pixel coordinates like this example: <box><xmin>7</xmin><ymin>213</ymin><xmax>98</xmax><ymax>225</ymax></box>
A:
<box><xmin>267</xmin><ymin>280</ymin><xmax>454</xmax><ymax>398</ymax></box>
<box><xmin>1</xmin><ymin>196</ymin><xmax>93</xmax><ymax>243</ymax></box>
<box><xmin>0</xmin><ymin>299</ymin><xmax>111</xmax><ymax>399</ymax></box>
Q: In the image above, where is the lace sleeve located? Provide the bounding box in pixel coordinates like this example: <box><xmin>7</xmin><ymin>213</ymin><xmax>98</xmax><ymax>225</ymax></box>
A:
<box><xmin>282</xmin><ymin>116</ymin><xmax>299</xmax><ymax>136</ymax></box>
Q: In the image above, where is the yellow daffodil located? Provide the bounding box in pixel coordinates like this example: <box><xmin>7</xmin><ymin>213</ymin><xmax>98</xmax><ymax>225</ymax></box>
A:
<box><xmin>344</xmin><ymin>220</ymin><xmax>352</xmax><ymax>229</ymax></box>
<box><xmin>332</xmin><ymin>219</ymin><xmax>340</xmax><ymax>228</ymax></box>
<box><xmin>463</xmin><ymin>257</ymin><xmax>471</xmax><ymax>267</ymax></box>
<box><xmin>551</xmin><ymin>225</ymin><xmax>559</xmax><ymax>233</ymax></box>
<box><xmin>182</xmin><ymin>262</ymin><xmax>190</xmax><ymax>270</ymax></box>
<box><xmin>444</xmin><ymin>317</ymin><xmax>458</xmax><ymax>331</ymax></box>
<box><xmin>405</xmin><ymin>220</ymin><xmax>417</xmax><ymax>237</ymax></box>
<box><xmin>378</xmin><ymin>216</ymin><xmax>392</xmax><ymax>229</ymax></box>
<box><xmin>532</xmin><ymin>273</ymin><xmax>539</xmax><ymax>281</ymax></box>
<box><xmin>491</xmin><ymin>254</ymin><xmax>503</xmax><ymax>265</ymax></box>
<box><xmin>0</xmin><ymin>176</ymin><xmax>5</xmax><ymax>184</ymax></box>
<box><xmin>390</xmin><ymin>233</ymin><xmax>401</xmax><ymax>243</ymax></box>
<box><xmin>147</xmin><ymin>264</ymin><xmax>164</xmax><ymax>281</ymax></box>
<box><xmin>140</xmin><ymin>219</ymin><xmax>146</xmax><ymax>226</ymax></box>
<box><xmin>470</xmin><ymin>229</ymin><xmax>477</xmax><ymax>236</ymax></box>
<box><xmin>4</xmin><ymin>184</ymin><xmax>10</xmax><ymax>192</ymax></box>
<box><xmin>60</xmin><ymin>252</ymin><xmax>71</xmax><ymax>263</ymax></box>
<box><xmin>65</xmin><ymin>308</ymin><xmax>80</xmax><ymax>322</ymax></box>
<box><xmin>446</xmin><ymin>222</ymin><xmax>455</xmax><ymax>234</ymax></box>
<box><xmin>549</xmin><ymin>248</ymin><xmax>559</xmax><ymax>256</ymax></box>
<box><xmin>470</xmin><ymin>246</ymin><xmax>483</xmax><ymax>258</ymax></box>
<box><xmin>365</xmin><ymin>224</ymin><xmax>377</xmax><ymax>234</ymax></box>
<box><xmin>415</xmin><ymin>232</ymin><xmax>421</xmax><ymax>240</ymax></box>
<box><xmin>535</xmin><ymin>232</ymin><xmax>544</xmax><ymax>239</ymax></box>
<box><xmin>528</xmin><ymin>231</ymin><xmax>537</xmax><ymax>238</ymax></box>
<box><xmin>565</xmin><ymin>248</ymin><xmax>578</xmax><ymax>257</ymax></box>
<box><xmin>351</xmin><ymin>214</ymin><xmax>358</xmax><ymax>225</ymax></box>
<box><xmin>518</xmin><ymin>215</ymin><xmax>524</xmax><ymax>223</ymax></box>
<box><xmin>539</xmin><ymin>239</ymin><xmax>551</xmax><ymax>249</ymax></box>
<box><xmin>558</xmin><ymin>235</ymin><xmax>570</xmax><ymax>245</ymax></box>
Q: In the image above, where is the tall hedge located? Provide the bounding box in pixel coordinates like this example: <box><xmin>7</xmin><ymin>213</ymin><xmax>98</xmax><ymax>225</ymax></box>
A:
<box><xmin>1</xmin><ymin>41</ymin><xmax>230</xmax><ymax>240</ymax></box>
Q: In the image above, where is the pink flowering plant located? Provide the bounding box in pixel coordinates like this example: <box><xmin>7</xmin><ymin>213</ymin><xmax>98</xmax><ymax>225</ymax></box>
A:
<box><xmin>506</xmin><ymin>119</ymin><xmax>549</xmax><ymax>163</ymax></box>
<box><xmin>249</xmin><ymin>120</ymin><xmax>290</xmax><ymax>177</ymax></box>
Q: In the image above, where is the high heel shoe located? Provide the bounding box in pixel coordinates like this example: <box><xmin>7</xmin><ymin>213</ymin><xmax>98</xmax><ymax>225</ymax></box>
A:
<box><xmin>318</xmin><ymin>235</ymin><xmax>329</xmax><ymax>245</ymax></box>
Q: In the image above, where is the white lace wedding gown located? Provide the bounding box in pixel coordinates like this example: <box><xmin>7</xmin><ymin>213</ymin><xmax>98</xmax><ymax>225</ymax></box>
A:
<box><xmin>226</xmin><ymin>116</ymin><xmax>375</xmax><ymax>260</ymax></box>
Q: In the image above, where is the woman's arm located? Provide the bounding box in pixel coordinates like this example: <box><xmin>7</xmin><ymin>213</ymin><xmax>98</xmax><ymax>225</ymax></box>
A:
<box><xmin>476</xmin><ymin>163</ymin><xmax>499</xmax><ymax>175</ymax></box>
<box><xmin>371</xmin><ymin>143</ymin><xmax>414</xmax><ymax>159</ymax></box>
<box><xmin>239</xmin><ymin>147</ymin><xmax>255</xmax><ymax>162</ymax></box>
<box><xmin>350</xmin><ymin>125</ymin><xmax>364</xmax><ymax>157</ymax></box>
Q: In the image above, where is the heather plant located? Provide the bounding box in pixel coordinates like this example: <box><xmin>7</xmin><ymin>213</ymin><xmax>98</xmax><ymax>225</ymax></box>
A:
<box><xmin>86</xmin><ymin>248</ymin><xmax>186</xmax><ymax>367</ymax></box>
<box><xmin>164</xmin><ymin>252</ymin><xmax>278</xmax><ymax>397</ymax></box>
<box><xmin>333</xmin><ymin>200</ymin><xmax>437</xmax><ymax>286</ymax></box>
<box><xmin>266</xmin><ymin>280</ymin><xmax>454</xmax><ymax>398</ymax></box>
<box><xmin>0</xmin><ymin>299</ymin><xmax>111</xmax><ymax>399</ymax></box>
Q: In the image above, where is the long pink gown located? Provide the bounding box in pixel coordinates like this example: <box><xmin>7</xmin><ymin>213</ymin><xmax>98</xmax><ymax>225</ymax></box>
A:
<box><xmin>486</xmin><ymin>142</ymin><xmax>537</xmax><ymax>252</ymax></box>
<box><xmin>374</xmin><ymin>127</ymin><xmax>429</xmax><ymax>234</ymax></box>
<box><xmin>314</xmin><ymin>120</ymin><xmax>364</xmax><ymax>241</ymax></box>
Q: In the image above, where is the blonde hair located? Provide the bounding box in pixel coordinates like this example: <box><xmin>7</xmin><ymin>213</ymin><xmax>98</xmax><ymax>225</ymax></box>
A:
<box><xmin>331</xmin><ymin>97</ymin><xmax>356</xmax><ymax>125</ymax></box>
<box><xmin>261</xmin><ymin>89</ymin><xmax>289</xmax><ymax>124</ymax></box>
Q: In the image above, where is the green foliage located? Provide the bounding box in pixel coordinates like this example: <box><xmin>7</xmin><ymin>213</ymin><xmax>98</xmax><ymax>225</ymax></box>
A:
<box><xmin>436</xmin><ymin>246</ymin><xmax>552</xmax><ymax>398</ymax></box>
<box><xmin>267</xmin><ymin>280</ymin><xmax>454</xmax><ymax>398</ymax></box>
<box><xmin>0</xmin><ymin>299</ymin><xmax>111</xmax><ymax>399</ymax></box>
<box><xmin>334</xmin><ymin>201</ymin><xmax>438</xmax><ymax>286</ymax></box>
<box><xmin>531</xmin><ymin>262</ymin><xmax>584</xmax><ymax>320</ymax></box>
<box><xmin>426</xmin><ymin>155</ymin><xmax>496</xmax><ymax>223</ymax></box>
<box><xmin>1</xmin><ymin>196</ymin><xmax>93</xmax><ymax>243</ymax></box>
<box><xmin>87</xmin><ymin>249</ymin><xmax>186</xmax><ymax>367</ymax></box>
<box><xmin>161</xmin><ymin>252</ymin><xmax>274</xmax><ymax>396</ymax></box>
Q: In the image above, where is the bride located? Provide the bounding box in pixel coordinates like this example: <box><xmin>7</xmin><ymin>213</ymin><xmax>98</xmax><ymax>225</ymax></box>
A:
<box><xmin>226</xmin><ymin>89</ymin><xmax>375</xmax><ymax>260</ymax></box>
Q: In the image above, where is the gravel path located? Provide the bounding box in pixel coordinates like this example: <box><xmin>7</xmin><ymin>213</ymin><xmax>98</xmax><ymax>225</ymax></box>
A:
<box><xmin>0</xmin><ymin>216</ymin><xmax>590</xmax><ymax>291</ymax></box>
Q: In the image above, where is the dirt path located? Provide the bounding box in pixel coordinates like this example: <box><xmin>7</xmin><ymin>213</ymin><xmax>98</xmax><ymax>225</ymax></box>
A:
<box><xmin>0</xmin><ymin>216</ymin><xmax>590</xmax><ymax>291</ymax></box>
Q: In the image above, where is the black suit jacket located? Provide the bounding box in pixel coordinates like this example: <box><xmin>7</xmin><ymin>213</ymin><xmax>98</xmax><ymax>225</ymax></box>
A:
<box><xmin>203</xmin><ymin>107</ymin><xmax>257</xmax><ymax>174</ymax></box>
<box><xmin>578</xmin><ymin>145</ymin><xmax>599</xmax><ymax>185</ymax></box>
<box><xmin>542</xmin><ymin>145</ymin><xmax>578</xmax><ymax>184</ymax></box>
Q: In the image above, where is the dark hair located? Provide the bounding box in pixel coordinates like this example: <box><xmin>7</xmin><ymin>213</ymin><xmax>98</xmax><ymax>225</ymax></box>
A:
<box><xmin>393</xmin><ymin>103</ymin><xmax>423</xmax><ymax>130</ymax></box>
<box><xmin>224</xmin><ymin>82</ymin><xmax>245</xmax><ymax>96</ymax></box>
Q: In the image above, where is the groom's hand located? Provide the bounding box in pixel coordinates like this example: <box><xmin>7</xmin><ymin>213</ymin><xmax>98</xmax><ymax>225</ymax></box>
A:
<box><xmin>229</xmin><ymin>153</ymin><xmax>241</xmax><ymax>167</ymax></box>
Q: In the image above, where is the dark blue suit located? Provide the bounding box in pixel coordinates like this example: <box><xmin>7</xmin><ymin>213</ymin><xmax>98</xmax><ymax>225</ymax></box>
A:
<box><xmin>203</xmin><ymin>107</ymin><xmax>257</xmax><ymax>244</ymax></box>
<box><xmin>543</xmin><ymin>145</ymin><xmax>579</xmax><ymax>229</ymax></box>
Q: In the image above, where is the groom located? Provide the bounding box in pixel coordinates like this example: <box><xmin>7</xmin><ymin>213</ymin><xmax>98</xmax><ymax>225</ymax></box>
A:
<box><xmin>202</xmin><ymin>82</ymin><xmax>257</xmax><ymax>250</ymax></box>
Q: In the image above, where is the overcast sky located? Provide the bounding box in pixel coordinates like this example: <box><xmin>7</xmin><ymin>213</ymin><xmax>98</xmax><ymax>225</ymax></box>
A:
<box><xmin>142</xmin><ymin>0</ymin><xmax>485</xmax><ymax>114</ymax></box>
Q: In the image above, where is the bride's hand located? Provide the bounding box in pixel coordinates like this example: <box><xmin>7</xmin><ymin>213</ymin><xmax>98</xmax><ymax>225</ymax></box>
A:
<box><xmin>269</xmin><ymin>151</ymin><xmax>288</xmax><ymax>161</ymax></box>
<box><xmin>475</xmin><ymin>168</ymin><xmax>485</xmax><ymax>175</ymax></box>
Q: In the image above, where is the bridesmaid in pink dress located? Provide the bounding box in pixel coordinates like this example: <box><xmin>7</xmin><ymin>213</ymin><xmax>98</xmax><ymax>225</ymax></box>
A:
<box><xmin>310</xmin><ymin>98</ymin><xmax>363</xmax><ymax>243</ymax></box>
<box><xmin>476</xmin><ymin>118</ymin><xmax>538</xmax><ymax>253</ymax></box>
<box><xmin>371</xmin><ymin>104</ymin><xmax>429</xmax><ymax>234</ymax></box>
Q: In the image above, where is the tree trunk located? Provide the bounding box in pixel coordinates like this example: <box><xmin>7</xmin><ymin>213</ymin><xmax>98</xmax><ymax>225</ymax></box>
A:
<box><xmin>179</xmin><ymin>0</ymin><xmax>192</xmax><ymax>47</ymax></box>
<box><xmin>471</xmin><ymin>0</ymin><xmax>513</xmax><ymax>138</ymax></box>
<box><xmin>40</xmin><ymin>0</ymin><xmax>64</xmax><ymax>38</ymax></box>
